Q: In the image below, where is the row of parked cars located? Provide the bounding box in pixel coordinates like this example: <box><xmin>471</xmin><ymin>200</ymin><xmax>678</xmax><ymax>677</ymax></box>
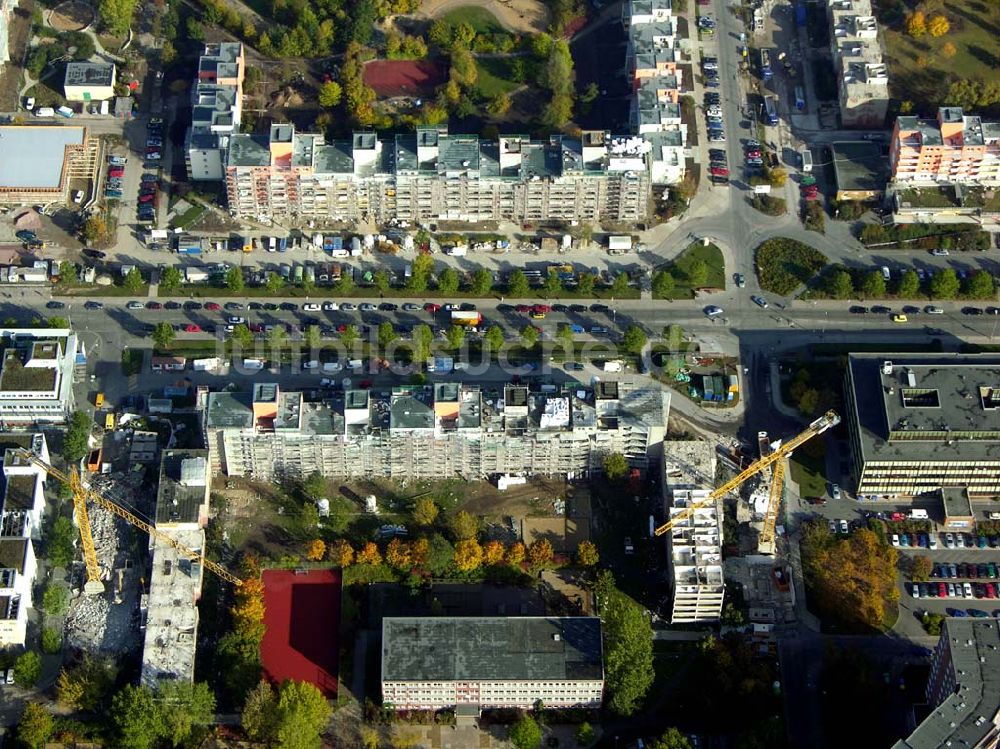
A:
<box><xmin>930</xmin><ymin>562</ymin><xmax>1000</xmax><ymax>580</ymax></box>
<box><xmin>910</xmin><ymin>581</ymin><xmax>1000</xmax><ymax>600</ymax></box>
<box><xmin>105</xmin><ymin>156</ymin><xmax>125</xmax><ymax>200</ymax></box>
<box><xmin>138</xmin><ymin>118</ymin><xmax>164</xmax><ymax>223</ymax></box>
<box><xmin>891</xmin><ymin>531</ymin><xmax>1000</xmax><ymax>548</ymax></box>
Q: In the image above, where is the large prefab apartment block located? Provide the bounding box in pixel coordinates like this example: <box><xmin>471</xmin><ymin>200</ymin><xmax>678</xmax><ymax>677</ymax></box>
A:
<box><xmin>381</xmin><ymin>617</ymin><xmax>604</xmax><ymax>711</ymax></box>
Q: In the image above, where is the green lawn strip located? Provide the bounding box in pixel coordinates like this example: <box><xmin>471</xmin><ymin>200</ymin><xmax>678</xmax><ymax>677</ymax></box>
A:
<box><xmin>170</xmin><ymin>204</ymin><xmax>207</xmax><ymax>231</ymax></box>
<box><xmin>474</xmin><ymin>57</ymin><xmax>519</xmax><ymax>98</ymax></box>
<box><xmin>788</xmin><ymin>449</ymin><xmax>827</xmax><ymax>499</ymax></box>
<box><xmin>654</xmin><ymin>242</ymin><xmax>725</xmax><ymax>298</ymax></box>
<box><xmin>440</xmin><ymin>6</ymin><xmax>505</xmax><ymax>34</ymax></box>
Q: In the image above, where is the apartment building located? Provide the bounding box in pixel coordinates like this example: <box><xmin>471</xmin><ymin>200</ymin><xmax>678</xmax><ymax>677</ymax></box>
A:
<box><xmin>828</xmin><ymin>0</ymin><xmax>889</xmax><ymax>128</ymax></box>
<box><xmin>140</xmin><ymin>450</ymin><xmax>211</xmax><ymax>688</ymax></box>
<box><xmin>0</xmin><ymin>434</ymin><xmax>49</xmax><ymax>647</ymax></box>
<box><xmin>624</xmin><ymin>0</ymin><xmax>688</xmax><ymax>184</ymax></box>
<box><xmin>0</xmin><ymin>126</ymin><xmax>100</xmax><ymax>206</ymax></box>
<box><xmin>0</xmin><ymin>0</ymin><xmax>16</xmax><ymax>77</ymax></box>
<box><xmin>890</xmin><ymin>107</ymin><xmax>1000</xmax><ymax>187</ymax></box>
<box><xmin>185</xmin><ymin>42</ymin><xmax>245</xmax><ymax>181</ymax></box>
<box><xmin>202</xmin><ymin>381</ymin><xmax>669</xmax><ymax>481</ymax></box>
<box><xmin>660</xmin><ymin>441</ymin><xmax>725</xmax><ymax>623</ymax></box>
<box><xmin>844</xmin><ymin>354</ymin><xmax>1000</xmax><ymax>499</ymax></box>
<box><xmin>892</xmin><ymin>619</ymin><xmax>1000</xmax><ymax>749</ymax></box>
<box><xmin>224</xmin><ymin>124</ymin><xmax>651</xmax><ymax>223</ymax></box>
<box><xmin>0</xmin><ymin>329</ymin><xmax>78</xmax><ymax>426</ymax></box>
<box><xmin>381</xmin><ymin>617</ymin><xmax>604</xmax><ymax>710</ymax></box>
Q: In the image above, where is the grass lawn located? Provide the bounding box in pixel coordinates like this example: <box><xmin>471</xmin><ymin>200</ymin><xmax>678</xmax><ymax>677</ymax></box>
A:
<box><xmin>655</xmin><ymin>242</ymin><xmax>725</xmax><ymax>298</ymax></box>
<box><xmin>440</xmin><ymin>6</ymin><xmax>505</xmax><ymax>34</ymax></box>
<box><xmin>474</xmin><ymin>57</ymin><xmax>519</xmax><ymax>98</ymax></box>
<box><xmin>170</xmin><ymin>204</ymin><xmax>206</xmax><ymax>231</ymax></box>
<box><xmin>881</xmin><ymin>0</ymin><xmax>1000</xmax><ymax>108</ymax></box>
<box><xmin>789</xmin><ymin>449</ymin><xmax>827</xmax><ymax>500</ymax></box>
<box><xmin>754</xmin><ymin>238</ymin><xmax>827</xmax><ymax>296</ymax></box>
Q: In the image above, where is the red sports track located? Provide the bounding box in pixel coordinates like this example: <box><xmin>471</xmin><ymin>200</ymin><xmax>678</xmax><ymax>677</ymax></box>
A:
<box><xmin>261</xmin><ymin>568</ymin><xmax>341</xmax><ymax>697</ymax></box>
<box><xmin>363</xmin><ymin>60</ymin><xmax>447</xmax><ymax>97</ymax></box>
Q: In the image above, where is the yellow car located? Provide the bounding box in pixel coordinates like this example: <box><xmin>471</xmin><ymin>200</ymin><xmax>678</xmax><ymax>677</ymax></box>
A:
<box><xmin>891</xmin><ymin>314</ymin><xmax>908</xmax><ymax>323</ymax></box>
<box><xmin>530</xmin><ymin>311</ymin><xmax>546</xmax><ymax>319</ymax></box>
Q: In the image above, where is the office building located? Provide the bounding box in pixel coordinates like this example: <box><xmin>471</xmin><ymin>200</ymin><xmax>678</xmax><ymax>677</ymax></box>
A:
<box><xmin>140</xmin><ymin>450</ymin><xmax>211</xmax><ymax>688</ymax></box>
<box><xmin>828</xmin><ymin>0</ymin><xmax>889</xmax><ymax>127</ymax></box>
<box><xmin>661</xmin><ymin>441</ymin><xmax>725</xmax><ymax>623</ymax></box>
<box><xmin>0</xmin><ymin>126</ymin><xmax>99</xmax><ymax>205</ymax></box>
<box><xmin>624</xmin><ymin>0</ymin><xmax>688</xmax><ymax>184</ymax></box>
<box><xmin>0</xmin><ymin>329</ymin><xmax>79</xmax><ymax>426</ymax></box>
<box><xmin>63</xmin><ymin>62</ymin><xmax>116</xmax><ymax>102</ymax></box>
<box><xmin>890</xmin><ymin>107</ymin><xmax>1000</xmax><ymax>187</ymax></box>
<box><xmin>185</xmin><ymin>42</ymin><xmax>245</xmax><ymax>181</ymax></box>
<box><xmin>202</xmin><ymin>381</ymin><xmax>669</xmax><ymax>481</ymax></box>
<box><xmin>844</xmin><ymin>354</ymin><xmax>1000</xmax><ymax>499</ymax></box>
<box><xmin>224</xmin><ymin>124</ymin><xmax>650</xmax><ymax>223</ymax></box>
<box><xmin>381</xmin><ymin>617</ymin><xmax>604</xmax><ymax>710</ymax></box>
<box><xmin>0</xmin><ymin>434</ymin><xmax>48</xmax><ymax>647</ymax></box>
<box><xmin>892</xmin><ymin>619</ymin><xmax>1000</xmax><ymax>749</ymax></box>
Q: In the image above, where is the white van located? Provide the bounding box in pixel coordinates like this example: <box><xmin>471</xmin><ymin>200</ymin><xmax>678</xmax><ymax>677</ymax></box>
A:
<box><xmin>881</xmin><ymin>266</ymin><xmax>891</xmax><ymax>281</ymax></box>
<box><xmin>909</xmin><ymin>509</ymin><xmax>928</xmax><ymax>520</ymax></box>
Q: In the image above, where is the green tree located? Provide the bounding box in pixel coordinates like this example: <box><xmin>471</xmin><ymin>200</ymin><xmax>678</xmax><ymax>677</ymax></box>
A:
<box><xmin>611</xmin><ymin>272</ymin><xmax>630</xmax><ymax>297</ymax></box>
<box><xmin>47</xmin><ymin>316</ymin><xmax>69</xmax><ymax>329</ymax></box>
<box><xmin>123</xmin><ymin>266</ymin><xmax>144</xmax><ymax>294</ymax></box>
<box><xmin>450</xmin><ymin>510</ymin><xmax>478</xmax><ymax>541</ymax></box>
<box><xmin>965</xmin><ymin>269</ymin><xmax>995</xmax><ymax>298</ymax></box>
<box><xmin>603</xmin><ymin>452</ymin><xmax>628</xmax><ymax>480</ymax></box>
<box><xmin>437</xmin><ymin>268</ymin><xmax>460</xmax><ymax>294</ymax></box>
<box><xmin>225</xmin><ymin>266</ymin><xmax>245</xmax><ymax>292</ymax></box>
<box><xmin>302</xmin><ymin>471</ymin><xmax>326</xmax><ymax>499</ymax></box>
<box><xmin>649</xmin><ymin>727</ymin><xmax>692</xmax><ymax>749</ymax></box>
<box><xmin>377</xmin><ymin>321</ymin><xmax>397</xmax><ymax>347</ymax></box>
<box><xmin>341</xmin><ymin>324</ymin><xmax>359</xmax><ymax>349</ymax></box>
<box><xmin>158</xmin><ymin>681</ymin><xmax>216</xmax><ymax>748</ymax></box>
<box><xmin>41</xmin><ymin>627</ymin><xmax>61</xmax><ymax>654</ymax></box>
<box><xmin>825</xmin><ymin>269</ymin><xmax>854</xmax><ymax>299</ymax></box>
<box><xmin>266</xmin><ymin>273</ymin><xmax>285</xmax><ymax>294</ymax></box>
<box><xmin>373</xmin><ymin>269</ymin><xmax>391</xmax><ymax>294</ymax></box>
<box><xmin>152</xmin><ymin>322</ymin><xmax>175</xmax><ymax>350</ymax></box>
<box><xmin>14</xmin><ymin>651</ymin><xmax>41</xmax><ymax>688</ymax></box>
<box><xmin>509</xmin><ymin>714</ymin><xmax>542</xmax><ymax>749</ymax></box>
<box><xmin>576</xmin><ymin>722</ymin><xmax>596</xmax><ymax>746</ymax></box>
<box><xmin>81</xmin><ymin>214</ymin><xmax>110</xmax><ymax>246</ymax></box>
<box><xmin>446</xmin><ymin>325</ymin><xmax>466</xmax><ymax>349</ymax></box>
<box><xmin>16</xmin><ymin>702</ymin><xmax>54</xmax><ymax>749</ymax></box>
<box><xmin>896</xmin><ymin>269</ymin><xmax>920</xmax><ymax>298</ymax></box>
<box><xmin>594</xmin><ymin>571</ymin><xmax>654</xmax><ymax>715</ymax></box>
<box><xmin>484</xmin><ymin>325</ymin><xmax>504</xmax><ymax>350</ymax></box>
<box><xmin>622</xmin><ymin>326</ymin><xmax>647</xmax><ymax>355</ymax></box>
<box><xmin>231</xmin><ymin>324</ymin><xmax>254</xmax><ymax>348</ymax></box>
<box><xmin>47</xmin><ymin>516</ymin><xmax>76</xmax><ymax>568</ymax></box>
<box><xmin>652</xmin><ymin>270</ymin><xmax>675</xmax><ymax>299</ymax></box>
<box><xmin>241</xmin><ymin>680</ymin><xmax>277</xmax><ymax>741</ymax></box>
<box><xmin>266</xmin><ymin>324</ymin><xmax>287</xmax><ymax>350</ymax></box>
<box><xmin>521</xmin><ymin>325</ymin><xmax>539</xmax><ymax>348</ymax></box>
<box><xmin>576</xmin><ymin>540</ymin><xmax>599</xmax><ymax>567</ymax></box>
<box><xmin>412</xmin><ymin>497</ymin><xmax>439</xmax><ymax>526</ymax></box>
<box><xmin>470</xmin><ymin>268</ymin><xmax>493</xmax><ymax>296</ymax></box>
<box><xmin>686</xmin><ymin>258</ymin><xmax>708</xmax><ymax>287</ymax></box>
<box><xmin>159</xmin><ymin>266</ymin><xmax>182</xmax><ymax>293</ymax></box>
<box><xmin>911</xmin><ymin>554</ymin><xmax>933</xmax><ymax>582</ymax></box>
<box><xmin>57</xmin><ymin>260</ymin><xmax>77</xmax><ymax>287</ymax></box>
<box><xmin>64</xmin><ymin>410</ymin><xmax>93</xmax><ymax>463</ymax></box>
<box><xmin>544</xmin><ymin>269</ymin><xmax>562</xmax><ymax>296</ymax></box>
<box><xmin>42</xmin><ymin>584</ymin><xmax>69</xmax><ymax>616</ymax></box>
<box><xmin>304</xmin><ymin>325</ymin><xmax>322</xmax><ymax>350</ymax></box>
<box><xmin>860</xmin><ymin>270</ymin><xmax>886</xmax><ymax>298</ymax></box>
<box><xmin>412</xmin><ymin>324</ymin><xmax>433</xmax><ymax>362</ymax></box>
<box><xmin>273</xmin><ymin>679</ymin><xmax>332</xmax><ymax>749</ymax></box>
<box><xmin>577</xmin><ymin>272</ymin><xmax>595</xmax><ymax>297</ymax></box>
<box><xmin>98</xmin><ymin>0</ymin><xmax>138</xmax><ymax>35</ymax></box>
<box><xmin>930</xmin><ymin>268</ymin><xmax>960</xmax><ymax>299</ymax></box>
<box><xmin>112</xmin><ymin>684</ymin><xmax>165</xmax><ymax>749</ymax></box>
<box><xmin>507</xmin><ymin>270</ymin><xmax>530</xmax><ymax>296</ymax></box>
<box><xmin>557</xmin><ymin>324</ymin><xmax>575</xmax><ymax>348</ymax></box>
<box><xmin>318</xmin><ymin>81</ymin><xmax>343</xmax><ymax>107</ymax></box>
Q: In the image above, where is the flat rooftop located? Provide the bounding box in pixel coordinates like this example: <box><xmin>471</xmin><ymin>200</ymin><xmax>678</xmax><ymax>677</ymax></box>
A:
<box><xmin>848</xmin><ymin>354</ymin><xmax>1000</xmax><ymax>463</ymax></box>
<box><xmin>382</xmin><ymin>617</ymin><xmax>603</xmax><ymax>683</ymax></box>
<box><xmin>892</xmin><ymin>619</ymin><xmax>1000</xmax><ymax>749</ymax></box>
<box><xmin>0</xmin><ymin>125</ymin><xmax>85</xmax><ymax>189</ymax></box>
<box><xmin>831</xmin><ymin>141</ymin><xmax>886</xmax><ymax>193</ymax></box>
<box><xmin>155</xmin><ymin>450</ymin><xmax>208</xmax><ymax>525</ymax></box>
<box><xmin>204</xmin><ymin>391</ymin><xmax>253</xmax><ymax>428</ymax></box>
<box><xmin>0</xmin><ymin>350</ymin><xmax>58</xmax><ymax>392</ymax></box>
<box><xmin>64</xmin><ymin>62</ymin><xmax>115</xmax><ymax>88</ymax></box>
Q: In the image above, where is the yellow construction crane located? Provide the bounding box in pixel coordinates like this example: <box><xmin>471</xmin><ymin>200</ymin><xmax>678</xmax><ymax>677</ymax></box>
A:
<box><xmin>759</xmin><ymin>458</ymin><xmax>786</xmax><ymax>550</ymax></box>
<box><xmin>17</xmin><ymin>450</ymin><xmax>243</xmax><ymax>590</ymax></box>
<box><xmin>654</xmin><ymin>410</ymin><xmax>840</xmax><ymax>538</ymax></box>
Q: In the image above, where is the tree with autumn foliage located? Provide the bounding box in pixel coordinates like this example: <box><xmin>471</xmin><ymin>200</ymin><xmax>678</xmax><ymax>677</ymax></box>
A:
<box><xmin>450</xmin><ymin>510</ymin><xmax>479</xmax><ymax>541</ymax></box>
<box><xmin>484</xmin><ymin>540</ymin><xmax>506</xmax><ymax>565</ymax></box>
<box><xmin>576</xmin><ymin>540</ymin><xmax>599</xmax><ymax>567</ymax></box>
<box><xmin>356</xmin><ymin>541</ymin><xmax>382</xmax><ymax>566</ymax></box>
<box><xmin>306</xmin><ymin>539</ymin><xmax>326</xmax><ymax>562</ymax></box>
<box><xmin>326</xmin><ymin>539</ymin><xmax>354</xmax><ymax>567</ymax></box>
<box><xmin>927</xmin><ymin>14</ymin><xmax>949</xmax><ymax>36</ymax></box>
<box><xmin>528</xmin><ymin>539</ymin><xmax>554</xmax><ymax>569</ymax></box>
<box><xmin>906</xmin><ymin>10</ymin><xmax>926</xmax><ymax>36</ymax></box>
<box><xmin>800</xmin><ymin>521</ymin><xmax>899</xmax><ymax>630</ymax></box>
<box><xmin>454</xmin><ymin>539</ymin><xmax>484</xmax><ymax>571</ymax></box>
<box><xmin>218</xmin><ymin>559</ymin><xmax>267</xmax><ymax>703</ymax></box>
<box><xmin>385</xmin><ymin>538</ymin><xmax>412</xmax><ymax>571</ymax></box>
<box><xmin>506</xmin><ymin>542</ymin><xmax>526</xmax><ymax>567</ymax></box>
<box><xmin>411</xmin><ymin>537</ymin><xmax>430</xmax><ymax>568</ymax></box>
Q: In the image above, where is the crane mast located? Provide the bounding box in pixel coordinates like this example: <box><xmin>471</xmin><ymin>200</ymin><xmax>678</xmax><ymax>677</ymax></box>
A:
<box><xmin>654</xmin><ymin>410</ymin><xmax>840</xmax><ymax>538</ymax></box>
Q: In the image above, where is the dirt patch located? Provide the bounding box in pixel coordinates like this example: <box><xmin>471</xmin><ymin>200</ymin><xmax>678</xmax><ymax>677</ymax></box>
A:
<box><xmin>363</xmin><ymin>59</ymin><xmax>446</xmax><ymax>98</ymax></box>
<box><xmin>49</xmin><ymin>0</ymin><xmax>95</xmax><ymax>31</ymax></box>
<box><xmin>0</xmin><ymin>3</ymin><xmax>34</xmax><ymax>110</ymax></box>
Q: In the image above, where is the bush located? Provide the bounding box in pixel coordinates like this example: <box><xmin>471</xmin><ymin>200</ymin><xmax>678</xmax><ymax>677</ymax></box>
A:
<box><xmin>803</xmin><ymin>201</ymin><xmax>825</xmax><ymax>233</ymax></box>
<box><xmin>750</xmin><ymin>194</ymin><xmax>786</xmax><ymax>216</ymax></box>
<box><xmin>41</xmin><ymin>627</ymin><xmax>62</xmax><ymax>654</ymax></box>
<box><xmin>754</xmin><ymin>238</ymin><xmax>828</xmax><ymax>296</ymax></box>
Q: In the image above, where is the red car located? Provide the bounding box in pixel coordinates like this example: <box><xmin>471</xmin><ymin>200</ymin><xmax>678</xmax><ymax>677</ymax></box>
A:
<box><xmin>205</xmin><ymin>302</ymin><xmax>221</xmax><ymax>311</ymax></box>
<box><xmin>139</xmin><ymin>193</ymin><xmax>156</xmax><ymax>203</ymax></box>
<box><xmin>709</xmin><ymin>166</ymin><xmax>729</xmax><ymax>177</ymax></box>
<box><xmin>249</xmin><ymin>323</ymin><xmax>264</xmax><ymax>333</ymax></box>
<box><xmin>987</xmin><ymin>583</ymin><xmax>997</xmax><ymax>599</ymax></box>
<box><xmin>183</xmin><ymin>324</ymin><xmax>201</xmax><ymax>333</ymax></box>
<box><xmin>423</xmin><ymin>303</ymin><xmax>441</xmax><ymax>313</ymax></box>
<box><xmin>532</xmin><ymin>304</ymin><xmax>551</xmax><ymax>314</ymax></box>
<box><xmin>745</xmin><ymin>149</ymin><xmax>761</xmax><ymax>159</ymax></box>
<box><xmin>515</xmin><ymin>304</ymin><xmax>531</xmax><ymax>313</ymax></box>
<box><xmin>939</xmin><ymin>582</ymin><xmax>947</xmax><ymax>597</ymax></box>
<box><xmin>146</xmin><ymin>301</ymin><xmax>162</xmax><ymax>310</ymax></box>
<box><xmin>803</xmin><ymin>193</ymin><xmax>818</xmax><ymax>201</ymax></box>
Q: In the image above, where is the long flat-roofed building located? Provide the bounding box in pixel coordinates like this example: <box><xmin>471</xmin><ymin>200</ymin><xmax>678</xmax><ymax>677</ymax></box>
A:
<box><xmin>140</xmin><ymin>450</ymin><xmax>211</xmax><ymax>688</ymax></box>
<box><xmin>381</xmin><ymin>617</ymin><xmax>604</xmax><ymax>710</ymax></box>
<box><xmin>0</xmin><ymin>126</ymin><xmax>99</xmax><ymax>205</ymax></box>
<box><xmin>844</xmin><ymin>354</ymin><xmax>1000</xmax><ymax>499</ymax></box>
<box><xmin>892</xmin><ymin>619</ymin><xmax>1000</xmax><ymax>749</ymax></box>
<box><xmin>201</xmin><ymin>381</ymin><xmax>669</xmax><ymax>480</ymax></box>
<box><xmin>0</xmin><ymin>328</ymin><xmax>79</xmax><ymax>426</ymax></box>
